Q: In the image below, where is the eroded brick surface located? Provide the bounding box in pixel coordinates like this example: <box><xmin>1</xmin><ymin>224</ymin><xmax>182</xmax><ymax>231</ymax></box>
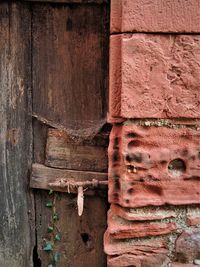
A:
<box><xmin>110</xmin><ymin>34</ymin><xmax>200</xmax><ymax>119</ymax></box>
<box><xmin>107</xmin><ymin>210</ymin><xmax>176</xmax><ymax>239</ymax></box>
<box><xmin>171</xmin><ymin>263</ymin><xmax>199</xmax><ymax>267</ymax></box>
<box><xmin>108</xmin><ymin>124</ymin><xmax>200</xmax><ymax>208</ymax></box>
<box><xmin>104</xmin><ymin>231</ymin><xmax>167</xmax><ymax>256</ymax></box>
<box><xmin>107</xmin><ymin>2</ymin><xmax>200</xmax><ymax>266</ymax></box>
<box><xmin>111</xmin><ymin>0</ymin><xmax>200</xmax><ymax>33</ymax></box>
<box><xmin>111</xmin><ymin>204</ymin><xmax>176</xmax><ymax>221</ymax></box>
<box><xmin>108</xmin><ymin>253</ymin><xmax>170</xmax><ymax>267</ymax></box>
<box><xmin>105</xmin><ymin>229</ymin><xmax>170</xmax><ymax>266</ymax></box>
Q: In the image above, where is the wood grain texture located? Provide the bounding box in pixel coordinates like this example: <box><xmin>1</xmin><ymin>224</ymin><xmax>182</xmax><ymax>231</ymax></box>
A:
<box><xmin>45</xmin><ymin>128</ymin><xmax>108</xmax><ymax>171</ymax></box>
<box><xmin>33</xmin><ymin>118</ymin><xmax>49</xmax><ymax>164</ymax></box>
<box><xmin>31</xmin><ymin>163</ymin><xmax>107</xmax><ymax>192</ymax></box>
<box><xmin>35</xmin><ymin>190</ymin><xmax>107</xmax><ymax>267</ymax></box>
<box><xmin>31</xmin><ymin>3</ymin><xmax>109</xmax><ymax>266</ymax></box>
<box><xmin>32</xmin><ymin>3</ymin><xmax>109</xmax><ymax>139</ymax></box>
<box><xmin>0</xmin><ymin>2</ymin><xmax>34</xmax><ymax>266</ymax></box>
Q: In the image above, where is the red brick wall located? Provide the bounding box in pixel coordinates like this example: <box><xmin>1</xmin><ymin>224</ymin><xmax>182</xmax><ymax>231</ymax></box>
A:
<box><xmin>105</xmin><ymin>1</ymin><xmax>200</xmax><ymax>266</ymax></box>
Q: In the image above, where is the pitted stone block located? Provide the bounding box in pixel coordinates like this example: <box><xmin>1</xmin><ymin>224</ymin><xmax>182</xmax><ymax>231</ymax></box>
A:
<box><xmin>109</xmin><ymin>124</ymin><xmax>200</xmax><ymax>207</ymax></box>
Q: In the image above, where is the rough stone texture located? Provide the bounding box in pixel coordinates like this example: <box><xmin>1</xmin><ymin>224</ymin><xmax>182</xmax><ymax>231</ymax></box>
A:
<box><xmin>107</xmin><ymin>2</ymin><xmax>200</xmax><ymax>266</ymax></box>
<box><xmin>107</xmin><ymin>210</ymin><xmax>176</xmax><ymax>239</ymax></box>
<box><xmin>175</xmin><ymin>230</ymin><xmax>200</xmax><ymax>263</ymax></box>
<box><xmin>111</xmin><ymin>204</ymin><xmax>176</xmax><ymax>221</ymax></box>
<box><xmin>172</xmin><ymin>264</ymin><xmax>198</xmax><ymax>267</ymax></box>
<box><xmin>108</xmin><ymin>253</ymin><xmax>170</xmax><ymax>267</ymax></box>
<box><xmin>111</xmin><ymin>0</ymin><xmax>200</xmax><ymax>33</ymax></box>
<box><xmin>108</xmin><ymin>124</ymin><xmax>200</xmax><ymax>208</ymax></box>
<box><xmin>110</xmin><ymin>34</ymin><xmax>200</xmax><ymax>119</ymax></box>
<box><xmin>187</xmin><ymin>216</ymin><xmax>200</xmax><ymax>226</ymax></box>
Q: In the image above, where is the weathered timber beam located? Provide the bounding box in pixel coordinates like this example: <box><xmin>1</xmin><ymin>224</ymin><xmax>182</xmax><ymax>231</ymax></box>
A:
<box><xmin>45</xmin><ymin>128</ymin><xmax>108</xmax><ymax>172</ymax></box>
<box><xmin>30</xmin><ymin>163</ymin><xmax>108</xmax><ymax>194</ymax></box>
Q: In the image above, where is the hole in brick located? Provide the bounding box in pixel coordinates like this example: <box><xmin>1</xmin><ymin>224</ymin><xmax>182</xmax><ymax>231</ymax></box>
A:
<box><xmin>168</xmin><ymin>158</ymin><xmax>186</xmax><ymax>177</ymax></box>
<box><xmin>126</xmin><ymin>152</ymin><xmax>142</xmax><ymax>163</ymax></box>
<box><xmin>126</xmin><ymin>132</ymin><xmax>139</xmax><ymax>138</ymax></box>
<box><xmin>128</xmin><ymin>140</ymin><xmax>141</xmax><ymax>148</ymax></box>
<box><xmin>112</xmin><ymin>151</ymin><xmax>120</xmax><ymax>162</ymax></box>
<box><xmin>113</xmin><ymin>175</ymin><xmax>120</xmax><ymax>191</ymax></box>
<box><xmin>127</xmin><ymin>188</ymin><xmax>134</xmax><ymax>194</ymax></box>
<box><xmin>126</xmin><ymin>154</ymin><xmax>132</xmax><ymax>162</ymax></box>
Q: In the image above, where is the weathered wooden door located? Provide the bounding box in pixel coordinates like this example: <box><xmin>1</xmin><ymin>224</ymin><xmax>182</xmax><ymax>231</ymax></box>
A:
<box><xmin>0</xmin><ymin>1</ymin><xmax>109</xmax><ymax>266</ymax></box>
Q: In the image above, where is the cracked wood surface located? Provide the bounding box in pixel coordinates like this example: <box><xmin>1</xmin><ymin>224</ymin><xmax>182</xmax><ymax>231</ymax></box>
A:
<box><xmin>0</xmin><ymin>2</ymin><xmax>34</xmax><ymax>266</ymax></box>
<box><xmin>31</xmin><ymin>163</ymin><xmax>107</xmax><ymax>193</ymax></box>
<box><xmin>32</xmin><ymin>3</ymin><xmax>109</xmax><ymax>139</ymax></box>
<box><xmin>45</xmin><ymin>128</ymin><xmax>108</xmax><ymax>171</ymax></box>
<box><xmin>31</xmin><ymin>2</ymin><xmax>109</xmax><ymax>266</ymax></box>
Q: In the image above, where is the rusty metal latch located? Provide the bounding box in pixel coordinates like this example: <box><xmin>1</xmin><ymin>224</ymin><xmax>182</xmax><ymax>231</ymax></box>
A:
<box><xmin>48</xmin><ymin>179</ymin><xmax>108</xmax><ymax>216</ymax></box>
<box><xmin>30</xmin><ymin>164</ymin><xmax>108</xmax><ymax>217</ymax></box>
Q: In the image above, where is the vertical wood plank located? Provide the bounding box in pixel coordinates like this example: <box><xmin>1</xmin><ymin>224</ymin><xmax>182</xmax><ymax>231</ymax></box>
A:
<box><xmin>32</xmin><ymin>3</ymin><xmax>109</xmax><ymax>266</ymax></box>
<box><xmin>26</xmin><ymin>0</ymin><xmax>108</xmax><ymax>3</ymax></box>
<box><xmin>35</xmin><ymin>191</ymin><xmax>108</xmax><ymax>267</ymax></box>
<box><xmin>32</xmin><ymin>3</ymin><xmax>109</xmax><ymax>139</ymax></box>
<box><xmin>0</xmin><ymin>2</ymin><xmax>34</xmax><ymax>266</ymax></box>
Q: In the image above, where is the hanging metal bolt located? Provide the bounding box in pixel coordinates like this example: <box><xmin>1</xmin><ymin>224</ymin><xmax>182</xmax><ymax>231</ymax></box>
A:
<box><xmin>48</xmin><ymin>179</ymin><xmax>108</xmax><ymax>216</ymax></box>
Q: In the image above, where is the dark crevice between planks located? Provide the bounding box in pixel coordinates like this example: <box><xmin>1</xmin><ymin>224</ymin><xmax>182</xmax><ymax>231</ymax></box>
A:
<box><xmin>29</xmin><ymin>3</ymin><xmax>43</xmax><ymax>267</ymax></box>
<box><xmin>32</xmin><ymin>205</ymin><xmax>42</xmax><ymax>267</ymax></box>
<box><xmin>33</xmin><ymin>245</ymin><xmax>42</xmax><ymax>267</ymax></box>
<box><xmin>31</xmin><ymin>121</ymin><xmax>48</xmax><ymax>266</ymax></box>
<box><xmin>30</xmin><ymin>3</ymin><xmax>42</xmax><ymax>266</ymax></box>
